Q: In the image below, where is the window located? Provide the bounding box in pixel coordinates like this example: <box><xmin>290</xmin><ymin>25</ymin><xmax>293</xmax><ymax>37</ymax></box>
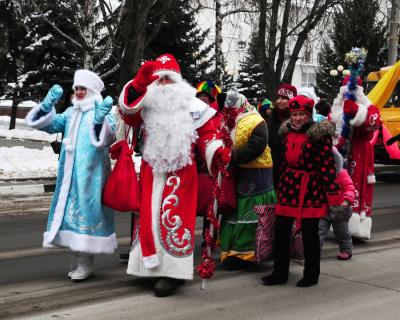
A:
<box><xmin>237</xmin><ymin>40</ymin><xmax>246</xmax><ymax>50</ymax></box>
<box><xmin>301</xmin><ymin>71</ymin><xmax>316</xmax><ymax>87</ymax></box>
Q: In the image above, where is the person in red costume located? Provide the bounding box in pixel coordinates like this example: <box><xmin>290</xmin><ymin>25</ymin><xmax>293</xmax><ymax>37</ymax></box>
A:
<box><xmin>330</xmin><ymin>76</ymin><xmax>381</xmax><ymax>240</ymax></box>
<box><xmin>118</xmin><ymin>54</ymin><xmax>230</xmax><ymax>297</ymax></box>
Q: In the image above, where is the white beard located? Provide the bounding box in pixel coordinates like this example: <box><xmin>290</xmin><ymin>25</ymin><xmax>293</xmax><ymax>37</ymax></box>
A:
<box><xmin>331</xmin><ymin>85</ymin><xmax>371</xmax><ymax>136</ymax></box>
<box><xmin>141</xmin><ymin>79</ymin><xmax>198</xmax><ymax>174</ymax></box>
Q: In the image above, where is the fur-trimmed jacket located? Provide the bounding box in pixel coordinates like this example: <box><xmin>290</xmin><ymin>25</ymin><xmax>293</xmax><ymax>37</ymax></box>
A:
<box><xmin>275</xmin><ymin>119</ymin><xmax>341</xmax><ymax>219</ymax></box>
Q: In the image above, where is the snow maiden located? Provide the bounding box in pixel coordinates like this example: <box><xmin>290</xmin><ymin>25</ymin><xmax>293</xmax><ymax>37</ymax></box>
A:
<box><xmin>25</xmin><ymin>69</ymin><xmax>116</xmax><ymax>281</ymax></box>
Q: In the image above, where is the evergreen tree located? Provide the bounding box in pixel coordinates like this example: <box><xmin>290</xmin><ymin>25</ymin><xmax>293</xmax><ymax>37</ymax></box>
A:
<box><xmin>0</xmin><ymin>0</ymin><xmax>27</xmax><ymax>97</ymax></box>
<box><xmin>17</xmin><ymin>1</ymin><xmax>83</xmax><ymax>102</ymax></box>
<box><xmin>315</xmin><ymin>42</ymin><xmax>341</xmax><ymax>103</ymax></box>
<box><xmin>144</xmin><ymin>1</ymin><xmax>214</xmax><ymax>87</ymax></box>
<box><xmin>232</xmin><ymin>35</ymin><xmax>265</xmax><ymax>100</ymax></box>
<box><xmin>332</xmin><ymin>0</ymin><xmax>386</xmax><ymax>77</ymax></box>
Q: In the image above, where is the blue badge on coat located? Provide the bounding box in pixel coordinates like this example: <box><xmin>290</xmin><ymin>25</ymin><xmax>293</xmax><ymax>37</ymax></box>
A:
<box><xmin>190</xmin><ymin>111</ymin><xmax>201</xmax><ymax>120</ymax></box>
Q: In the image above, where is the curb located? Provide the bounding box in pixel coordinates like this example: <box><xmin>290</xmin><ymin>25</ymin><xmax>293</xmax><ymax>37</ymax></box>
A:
<box><xmin>0</xmin><ymin>181</ymin><xmax>55</xmax><ymax>196</ymax></box>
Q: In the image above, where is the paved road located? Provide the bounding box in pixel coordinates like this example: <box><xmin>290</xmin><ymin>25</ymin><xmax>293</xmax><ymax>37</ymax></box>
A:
<box><xmin>0</xmin><ymin>171</ymin><xmax>399</xmax><ymax>319</ymax></box>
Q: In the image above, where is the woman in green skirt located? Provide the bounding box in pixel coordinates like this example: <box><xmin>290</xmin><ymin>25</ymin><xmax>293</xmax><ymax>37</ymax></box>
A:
<box><xmin>220</xmin><ymin>91</ymin><xmax>276</xmax><ymax>269</ymax></box>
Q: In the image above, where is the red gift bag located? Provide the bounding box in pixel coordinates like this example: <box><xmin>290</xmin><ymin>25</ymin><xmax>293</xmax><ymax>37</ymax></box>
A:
<box><xmin>196</xmin><ymin>173</ymin><xmax>236</xmax><ymax>216</ymax></box>
<box><xmin>253</xmin><ymin>204</ymin><xmax>275</xmax><ymax>262</ymax></box>
<box><xmin>102</xmin><ymin>128</ymin><xmax>140</xmax><ymax>212</ymax></box>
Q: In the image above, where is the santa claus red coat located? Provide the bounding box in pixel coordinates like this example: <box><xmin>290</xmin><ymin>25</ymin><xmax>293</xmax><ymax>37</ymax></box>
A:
<box><xmin>330</xmin><ymin>84</ymin><xmax>381</xmax><ymax>239</ymax></box>
<box><xmin>118</xmin><ymin>54</ymin><xmax>224</xmax><ymax>280</ymax></box>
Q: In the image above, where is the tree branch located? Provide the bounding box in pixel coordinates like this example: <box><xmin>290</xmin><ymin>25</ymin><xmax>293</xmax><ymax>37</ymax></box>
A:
<box><xmin>29</xmin><ymin>0</ymin><xmax>84</xmax><ymax>50</ymax></box>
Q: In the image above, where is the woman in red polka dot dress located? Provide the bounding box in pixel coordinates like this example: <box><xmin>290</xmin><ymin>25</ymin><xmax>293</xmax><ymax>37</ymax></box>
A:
<box><xmin>262</xmin><ymin>95</ymin><xmax>342</xmax><ymax>287</ymax></box>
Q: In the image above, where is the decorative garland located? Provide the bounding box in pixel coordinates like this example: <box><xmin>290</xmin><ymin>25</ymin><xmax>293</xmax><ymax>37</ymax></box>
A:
<box><xmin>197</xmin><ymin>100</ymin><xmax>239</xmax><ymax>288</ymax></box>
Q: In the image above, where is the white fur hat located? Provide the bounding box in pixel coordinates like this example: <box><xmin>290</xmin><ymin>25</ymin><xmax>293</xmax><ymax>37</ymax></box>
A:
<box><xmin>72</xmin><ymin>69</ymin><xmax>104</xmax><ymax>94</ymax></box>
<box><xmin>297</xmin><ymin>87</ymin><xmax>319</xmax><ymax>106</ymax></box>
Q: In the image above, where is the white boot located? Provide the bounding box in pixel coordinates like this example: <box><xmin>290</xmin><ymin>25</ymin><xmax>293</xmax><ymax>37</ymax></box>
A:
<box><xmin>70</xmin><ymin>253</ymin><xmax>94</xmax><ymax>281</ymax></box>
<box><xmin>68</xmin><ymin>253</ymin><xmax>79</xmax><ymax>278</ymax></box>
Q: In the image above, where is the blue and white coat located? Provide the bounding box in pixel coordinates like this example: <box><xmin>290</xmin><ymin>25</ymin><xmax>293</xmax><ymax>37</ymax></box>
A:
<box><xmin>26</xmin><ymin>94</ymin><xmax>117</xmax><ymax>254</ymax></box>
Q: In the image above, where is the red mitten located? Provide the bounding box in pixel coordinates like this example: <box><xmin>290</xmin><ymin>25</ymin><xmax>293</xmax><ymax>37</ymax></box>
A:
<box><xmin>212</xmin><ymin>147</ymin><xmax>231</xmax><ymax>175</ymax></box>
<box><xmin>132</xmin><ymin>61</ymin><xmax>159</xmax><ymax>94</ymax></box>
<box><xmin>343</xmin><ymin>99</ymin><xmax>359</xmax><ymax>117</ymax></box>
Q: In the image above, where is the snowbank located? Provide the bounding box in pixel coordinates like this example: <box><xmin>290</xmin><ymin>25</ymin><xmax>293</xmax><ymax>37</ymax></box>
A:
<box><xmin>0</xmin><ymin>146</ymin><xmax>58</xmax><ymax>179</ymax></box>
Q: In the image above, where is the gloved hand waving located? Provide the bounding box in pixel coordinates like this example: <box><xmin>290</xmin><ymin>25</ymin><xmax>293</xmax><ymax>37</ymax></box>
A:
<box><xmin>94</xmin><ymin>96</ymin><xmax>113</xmax><ymax>125</ymax></box>
<box><xmin>41</xmin><ymin>85</ymin><xmax>63</xmax><ymax>113</ymax></box>
<box><xmin>132</xmin><ymin>61</ymin><xmax>159</xmax><ymax>94</ymax></box>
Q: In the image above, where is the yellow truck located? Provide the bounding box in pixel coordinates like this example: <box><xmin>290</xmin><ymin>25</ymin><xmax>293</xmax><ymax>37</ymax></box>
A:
<box><xmin>366</xmin><ymin>62</ymin><xmax>400</xmax><ymax>164</ymax></box>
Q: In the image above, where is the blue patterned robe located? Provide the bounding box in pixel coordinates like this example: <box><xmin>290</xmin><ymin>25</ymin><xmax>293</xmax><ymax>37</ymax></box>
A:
<box><xmin>25</xmin><ymin>95</ymin><xmax>117</xmax><ymax>254</ymax></box>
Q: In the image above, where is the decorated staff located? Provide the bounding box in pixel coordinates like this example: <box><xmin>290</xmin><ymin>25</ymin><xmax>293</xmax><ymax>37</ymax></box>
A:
<box><xmin>340</xmin><ymin>47</ymin><xmax>368</xmax><ymax>167</ymax></box>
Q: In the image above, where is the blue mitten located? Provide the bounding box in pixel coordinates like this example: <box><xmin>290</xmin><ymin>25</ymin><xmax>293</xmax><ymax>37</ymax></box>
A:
<box><xmin>94</xmin><ymin>96</ymin><xmax>113</xmax><ymax>124</ymax></box>
<box><xmin>41</xmin><ymin>85</ymin><xmax>63</xmax><ymax>113</ymax></box>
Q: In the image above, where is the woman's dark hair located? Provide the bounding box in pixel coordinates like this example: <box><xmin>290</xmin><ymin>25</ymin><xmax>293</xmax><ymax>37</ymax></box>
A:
<box><xmin>315</xmin><ymin>100</ymin><xmax>331</xmax><ymax>117</ymax></box>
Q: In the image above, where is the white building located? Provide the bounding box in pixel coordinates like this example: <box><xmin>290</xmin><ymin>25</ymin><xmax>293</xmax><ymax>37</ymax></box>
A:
<box><xmin>196</xmin><ymin>1</ymin><xmax>330</xmax><ymax>89</ymax></box>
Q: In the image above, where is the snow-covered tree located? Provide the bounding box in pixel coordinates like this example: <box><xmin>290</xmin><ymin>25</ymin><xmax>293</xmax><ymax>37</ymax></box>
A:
<box><xmin>233</xmin><ymin>35</ymin><xmax>265</xmax><ymax>100</ymax></box>
<box><xmin>145</xmin><ymin>1</ymin><xmax>214</xmax><ymax>86</ymax></box>
<box><xmin>315</xmin><ymin>42</ymin><xmax>341</xmax><ymax>102</ymax></box>
<box><xmin>0</xmin><ymin>0</ymin><xmax>27</xmax><ymax>97</ymax></box>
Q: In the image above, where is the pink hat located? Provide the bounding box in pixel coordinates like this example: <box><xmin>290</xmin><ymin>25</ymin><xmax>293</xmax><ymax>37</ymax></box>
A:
<box><xmin>276</xmin><ymin>84</ymin><xmax>297</xmax><ymax>99</ymax></box>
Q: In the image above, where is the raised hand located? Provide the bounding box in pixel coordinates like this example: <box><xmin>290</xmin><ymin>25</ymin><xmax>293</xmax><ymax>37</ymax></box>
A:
<box><xmin>132</xmin><ymin>61</ymin><xmax>159</xmax><ymax>94</ymax></box>
<box><xmin>41</xmin><ymin>85</ymin><xmax>63</xmax><ymax>112</ymax></box>
<box><xmin>94</xmin><ymin>96</ymin><xmax>113</xmax><ymax>125</ymax></box>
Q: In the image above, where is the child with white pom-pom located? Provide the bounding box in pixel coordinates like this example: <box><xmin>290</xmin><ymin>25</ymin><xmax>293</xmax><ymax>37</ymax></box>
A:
<box><xmin>25</xmin><ymin>69</ymin><xmax>117</xmax><ymax>281</ymax></box>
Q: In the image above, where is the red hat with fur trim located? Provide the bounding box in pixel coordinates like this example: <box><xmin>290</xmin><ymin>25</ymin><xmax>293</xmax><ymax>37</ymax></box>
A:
<box><xmin>342</xmin><ymin>75</ymin><xmax>362</xmax><ymax>86</ymax></box>
<box><xmin>153</xmin><ymin>54</ymin><xmax>181</xmax><ymax>76</ymax></box>
<box><xmin>288</xmin><ymin>95</ymin><xmax>314</xmax><ymax>116</ymax></box>
<box><xmin>276</xmin><ymin>84</ymin><xmax>297</xmax><ymax>99</ymax></box>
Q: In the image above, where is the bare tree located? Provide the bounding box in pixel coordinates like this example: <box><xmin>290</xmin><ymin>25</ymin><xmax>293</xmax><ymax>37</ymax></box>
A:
<box><xmin>263</xmin><ymin>0</ymin><xmax>343</xmax><ymax>96</ymax></box>
<box><xmin>194</xmin><ymin>0</ymin><xmax>257</xmax><ymax>85</ymax></box>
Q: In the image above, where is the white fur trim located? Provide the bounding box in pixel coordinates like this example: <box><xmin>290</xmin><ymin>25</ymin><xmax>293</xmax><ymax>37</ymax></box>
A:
<box><xmin>143</xmin><ymin>255</ymin><xmax>160</xmax><ymax>269</ymax></box>
<box><xmin>349</xmin><ymin>102</ymin><xmax>368</xmax><ymax>127</ymax></box>
<box><xmin>46</xmin><ymin>110</ymin><xmax>83</xmax><ymax>244</ymax></box>
<box><xmin>154</xmin><ymin>70</ymin><xmax>182</xmax><ymax>83</ymax></box>
<box><xmin>331</xmin><ymin>86</ymin><xmax>372</xmax><ymax>134</ymax></box>
<box><xmin>61</xmin><ymin>110</ymin><xmax>82</xmax><ymax>153</ymax></box>
<box><xmin>205</xmin><ymin>139</ymin><xmax>224</xmax><ymax>176</ymax></box>
<box><xmin>25</xmin><ymin>105</ymin><xmax>56</xmax><ymax>129</ymax></box>
<box><xmin>190</xmin><ymin>98</ymin><xmax>216</xmax><ymax>129</ymax></box>
<box><xmin>348</xmin><ymin>212</ymin><xmax>361</xmax><ymax>238</ymax></box>
<box><xmin>367</xmin><ymin>174</ymin><xmax>376</xmax><ymax>184</ymax></box>
<box><xmin>44</xmin><ymin>230</ymin><xmax>117</xmax><ymax>254</ymax></box>
<box><xmin>89</xmin><ymin>117</ymin><xmax>116</xmax><ymax>148</ymax></box>
<box><xmin>118</xmin><ymin>81</ymin><xmax>143</xmax><ymax>115</ymax></box>
<box><xmin>72</xmin><ymin>69</ymin><xmax>104</xmax><ymax>95</ymax></box>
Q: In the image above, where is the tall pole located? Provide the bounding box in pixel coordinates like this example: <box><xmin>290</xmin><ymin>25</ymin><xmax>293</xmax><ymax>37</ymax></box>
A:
<box><xmin>215</xmin><ymin>0</ymin><xmax>224</xmax><ymax>87</ymax></box>
<box><xmin>388</xmin><ymin>0</ymin><xmax>400</xmax><ymax>66</ymax></box>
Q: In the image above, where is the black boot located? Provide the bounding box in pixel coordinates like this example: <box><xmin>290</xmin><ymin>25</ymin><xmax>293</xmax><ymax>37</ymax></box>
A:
<box><xmin>222</xmin><ymin>256</ymin><xmax>254</xmax><ymax>270</ymax></box>
<box><xmin>153</xmin><ymin>277</ymin><xmax>185</xmax><ymax>297</ymax></box>
<box><xmin>262</xmin><ymin>273</ymin><xmax>288</xmax><ymax>286</ymax></box>
<box><xmin>296</xmin><ymin>277</ymin><xmax>318</xmax><ymax>287</ymax></box>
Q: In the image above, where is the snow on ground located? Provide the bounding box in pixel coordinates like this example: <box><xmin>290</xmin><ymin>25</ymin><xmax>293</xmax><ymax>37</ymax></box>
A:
<box><xmin>0</xmin><ymin>116</ymin><xmax>56</xmax><ymax>141</ymax></box>
<box><xmin>0</xmin><ymin>146</ymin><xmax>58</xmax><ymax>179</ymax></box>
<box><xmin>0</xmin><ymin>113</ymin><xmax>142</xmax><ymax>180</ymax></box>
